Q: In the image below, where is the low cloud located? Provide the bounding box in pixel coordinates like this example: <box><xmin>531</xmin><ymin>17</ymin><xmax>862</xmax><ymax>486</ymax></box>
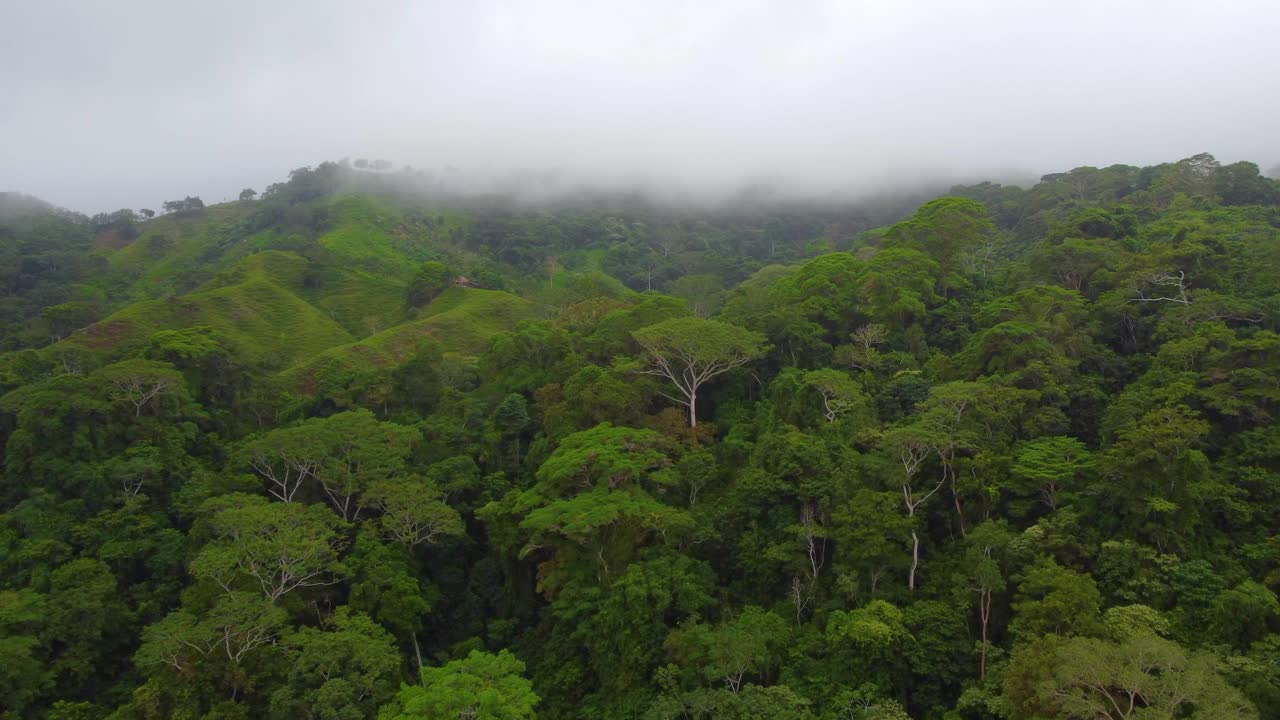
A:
<box><xmin>2</xmin><ymin>0</ymin><xmax>1277</xmax><ymax>212</ymax></box>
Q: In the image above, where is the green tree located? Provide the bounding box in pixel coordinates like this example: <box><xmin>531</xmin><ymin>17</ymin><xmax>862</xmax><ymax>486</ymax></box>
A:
<box><xmin>825</xmin><ymin>600</ymin><xmax>910</xmax><ymax>693</ymax></box>
<box><xmin>189</xmin><ymin>493</ymin><xmax>347</xmax><ymax>602</ymax></box>
<box><xmin>0</xmin><ymin>589</ymin><xmax>53</xmax><ymax>714</ymax></box>
<box><xmin>831</xmin><ymin>489</ymin><xmax>913</xmax><ymax>596</ymax></box>
<box><xmin>646</xmin><ymin>683</ymin><xmax>814</xmax><ymax>720</ymax></box>
<box><xmin>1211</xmin><ymin>581</ymin><xmax>1280</xmax><ymax>651</ymax></box>
<box><xmin>665</xmin><ymin>273</ymin><xmax>726</xmax><ymax>318</ymax></box>
<box><xmin>1004</xmin><ymin>635</ymin><xmax>1257</xmax><ymax>720</ymax></box>
<box><xmin>379</xmin><ymin>649</ymin><xmax>539</xmax><ymax>720</ymax></box>
<box><xmin>136</xmin><ymin>591</ymin><xmax>287</xmax><ymax>673</ymax></box>
<box><xmin>555</xmin><ymin>551</ymin><xmax>715</xmax><ymax>697</ymax></box>
<box><xmin>483</xmin><ymin>424</ymin><xmax>691</xmax><ymax>598</ymax></box>
<box><xmin>237</xmin><ymin>410</ymin><xmax>417</xmax><ymax>519</ymax></box>
<box><xmin>364</xmin><ymin>476</ymin><xmax>463</xmax><ymax>548</ymax></box>
<box><xmin>271</xmin><ymin>608</ymin><xmax>401</xmax><ymax>720</ymax></box>
<box><xmin>803</xmin><ymin>369</ymin><xmax>870</xmax><ymax>423</ymax></box>
<box><xmin>314</xmin><ymin>411</ymin><xmax>419</xmax><ymax>521</ymax></box>
<box><xmin>97</xmin><ymin>359</ymin><xmax>188</xmax><ymax>418</ymax></box>
<box><xmin>44</xmin><ymin>557</ymin><xmax>131</xmax><ymax>688</ymax></box>
<box><xmin>408</xmin><ymin>261</ymin><xmax>453</xmax><ymax>307</ymax></box>
<box><xmin>1103</xmin><ymin>604</ymin><xmax>1170</xmax><ymax>641</ymax></box>
<box><xmin>632</xmin><ymin>317</ymin><xmax>767</xmax><ymax>427</ymax></box>
<box><xmin>880</xmin><ymin>424</ymin><xmax>945</xmax><ymax>591</ymax></box>
<box><xmin>885</xmin><ymin>196</ymin><xmax>998</xmax><ymax>289</ymax></box>
<box><xmin>855</xmin><ymin>248</ymin><xmax>941</xmax><ymax>329</ymax></box>
<box><xmin>666</xmin><ymin>606</ymin><xmax>789</xmax><ymax>692</ymax></box>
<box><xmin>1010</xmin><ymin>558</ymin><xmax>1103</xmax><ymax>639</ymax></box>
<box><xmin>346</xmin><ymin>533</ymin><xmax>435</xmax><ymax>667</ymax></box>
<box><xmin>1012</xmin><ymin>436</ymin><xmax>1094</xmax><ymax>511</ymax></box>
<box><xmin>964</xmin><ymin>520</ymin><xmax>1013</xmax><ymax>679</ymax></box>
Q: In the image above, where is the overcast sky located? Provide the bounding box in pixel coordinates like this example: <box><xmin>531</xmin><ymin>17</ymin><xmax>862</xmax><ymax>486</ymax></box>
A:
<box><xmin>2</xmin><ymin>0</ymin><xmax>1278</xmax><ymax>213</ymax></box>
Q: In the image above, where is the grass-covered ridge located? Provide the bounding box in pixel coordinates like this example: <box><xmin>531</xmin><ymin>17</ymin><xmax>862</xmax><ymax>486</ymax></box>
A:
<box><xmin>277</xmin><ymin>287</ymin><xmax>535</xmax><ymax>392</ymax></box>
<box><xmin>58</xmin><ymin>250</ymin><xmax>356</xmax><ymax>367</ymax></box>
<box><xmin>99</xmin><ymin>203</ymin><xmax>259</xmax><ymax>301</ymax></box>
<box><xmin>316</xmin><ymin>194</ymin><xmax>474</xmax><ymax>273</ymax></box>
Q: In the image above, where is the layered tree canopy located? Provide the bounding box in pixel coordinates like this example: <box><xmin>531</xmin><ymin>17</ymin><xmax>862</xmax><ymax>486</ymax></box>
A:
<box><xmin>2</xmin><ymin>154</ymin><xmax>1279</xmax><ymax>719</ymax></box>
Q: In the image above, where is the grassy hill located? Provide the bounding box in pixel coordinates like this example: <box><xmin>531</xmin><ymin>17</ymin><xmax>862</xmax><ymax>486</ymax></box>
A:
<box><xmin>57</xmin><ymin>250</ymin><xmax>356</xmax><ymax>367</ymax></box>
<box><xmin>40</xmin><ymin>191</ymin><xmax>496</xmax><ymax>370</ymax></box>
<box><xmin>277</xmin><ymin>287</ymin><xmax>535</xmax><ymax>392</ymax></box>
<box><xmin>1</xmin><ymin>161</ymin><xmax>913</xmax><ymax>385</ymax></box>
<box><xmin>99</xmin><ymin>202</ymin><xmax>260</xmax><ymax>301</ymax></box>
<box><xmin>315</xmin><ymin>194</ymin><xmax>473</xmax><ymax>273</ymax></box>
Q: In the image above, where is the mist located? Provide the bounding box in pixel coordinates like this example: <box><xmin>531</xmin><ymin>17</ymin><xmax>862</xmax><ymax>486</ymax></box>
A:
<box><xmin>2</xmin><ymin>0</ymin><xmax>1278</xmax><ymax>213</ymax></box>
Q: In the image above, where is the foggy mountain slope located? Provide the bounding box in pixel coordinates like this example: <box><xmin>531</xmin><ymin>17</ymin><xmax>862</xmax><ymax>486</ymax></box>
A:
<box><xmin>5</xmin><ymin>152</ymin><xmax>1278</xmax><ymax>365</ymax></box>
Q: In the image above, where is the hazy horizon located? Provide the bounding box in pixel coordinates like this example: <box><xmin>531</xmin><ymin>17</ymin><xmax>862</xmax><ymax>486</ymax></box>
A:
<box><xmin>3</xmin><ymin>1</ymin><xmax>1278</xmax><ymax>214</ymax></box>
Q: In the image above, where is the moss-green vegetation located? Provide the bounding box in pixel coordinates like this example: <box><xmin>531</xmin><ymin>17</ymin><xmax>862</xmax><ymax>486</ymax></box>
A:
<box><xmin>278</xmin><ymin>287</ymin><xmax>534</xmax><ymax>391</ymax></box>
<box><xmin>100</xmin><ymin>203</ymin><xmax>259</xmax><ymax>300</ymax></box>
<box><xmin>317</xmin><ymin>194</ymin><xmax>473</xmax><ymax>274</ymax></box>
<box><xmin>32</xmin><ymin>249</ymin><xmax>367</xmax><ymax>370</ymax></box>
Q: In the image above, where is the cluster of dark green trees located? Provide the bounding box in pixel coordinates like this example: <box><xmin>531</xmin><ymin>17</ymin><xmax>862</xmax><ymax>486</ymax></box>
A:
<box><xmin>2</xmin><ymin>154</ymin><xmax>1280</xmax><ymax>719</ymax></box>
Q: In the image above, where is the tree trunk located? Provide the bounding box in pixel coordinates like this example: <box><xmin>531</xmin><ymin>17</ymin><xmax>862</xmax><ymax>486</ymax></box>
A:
<box><xmin>980</xmin><ymin>589</ymin><xmax>991</xmax><ymax>679</ymax></box>
<box><xmin>909</xmin><ymin>529</ymin><xmax>920</xmax><ymax>591</ymax></box>
<box><xmin>688</xmin><ymin>392</ymin><xmax>697</xmax><ymax>427</ymax></box>
<box><xmin>411</xmin><ymin>633</ymin><xmax>423</xmax><ymax>672</ymax></box>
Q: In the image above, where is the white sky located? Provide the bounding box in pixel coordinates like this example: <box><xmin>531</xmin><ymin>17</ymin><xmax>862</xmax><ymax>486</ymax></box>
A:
<box><xmin>2</xmin><ymin>0</ymin><xmax>1278</xmax><ymax>212</ymax></box>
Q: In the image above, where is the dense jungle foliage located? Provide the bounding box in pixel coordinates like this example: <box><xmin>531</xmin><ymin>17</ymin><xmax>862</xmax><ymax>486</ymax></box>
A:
<box><xmin>2</xmin><ymin>153</ymin><xmax>1280</xmax><ymax>719</ymax></box>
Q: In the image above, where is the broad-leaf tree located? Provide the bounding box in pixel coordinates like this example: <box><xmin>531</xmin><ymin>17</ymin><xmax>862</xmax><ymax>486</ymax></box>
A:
<box><xmin>632</xmin><ymin>317</ymin><xmax>767</xmax><ymax>427</ymax></box>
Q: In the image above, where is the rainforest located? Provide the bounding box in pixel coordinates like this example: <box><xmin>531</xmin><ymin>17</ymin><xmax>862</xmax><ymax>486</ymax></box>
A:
<box><xmin>1</xmin><ymin>153</ymin><xmax>1279</xmax><ymax>719</ymax></box>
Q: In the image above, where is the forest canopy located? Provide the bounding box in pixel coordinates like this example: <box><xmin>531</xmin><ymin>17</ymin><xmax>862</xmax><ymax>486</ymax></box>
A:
<box><xmin>2</xmin><ymin>153</ymin><xmax>1280</xmax><ymax>719</ymax></box>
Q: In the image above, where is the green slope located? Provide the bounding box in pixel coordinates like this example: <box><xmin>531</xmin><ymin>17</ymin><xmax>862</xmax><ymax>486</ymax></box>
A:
<box><xmin>56</xmin><ymin>250</ymin><xmax>355</xmax><ymax>367</ymax></box>
<box><xmin>296</xmin><ymin>263</ymin><xmax>410</xmax><ymax>337</ymax></box>
<box><xmin>100</xmin><ymin>203</ymin><xmax>259</xmax><ymax>300</ymax></box>
<box><xmin>316</xmin><ymin>194</ymin><xmax>474</xmax><ymax>273</ymax></box>
<box><xmin>277</xmin><ymin>287</ymin><xmax>535</xmax><ymax>392</ymax></box>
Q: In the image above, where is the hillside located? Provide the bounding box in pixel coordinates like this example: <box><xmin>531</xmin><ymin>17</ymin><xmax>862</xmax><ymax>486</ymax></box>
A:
<box><xmin>277</xmin><ymin>287</ymin><xmax>536</xmax><ymax>393</ymax></box>
<box><xmin>2</xmin><ymin>154</ymin><xmax>1280</xmax><ymax>720</ymax></box>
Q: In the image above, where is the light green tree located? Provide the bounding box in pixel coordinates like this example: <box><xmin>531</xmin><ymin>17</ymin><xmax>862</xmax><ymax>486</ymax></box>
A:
<box><xmin>803</xmin><ymin>368</ymin><xmax>869</xmax><ymax>423</ymax></box>
<box><xmin>1005</xmin><ymin>635</ymin><xmax>1257</xmax><ymax>720</ymax></box>
<box><xmin>1012</xmin><ymin>436</ymin><xmax>1094</xmax><ymax>511</ymax></box>
<box><xmin>364</xmin><ymin>476</ymin><xmax>463</xmax><ymax>548</ymax></box>
<box><xmin>964</xmin><ymin>520</ymin><xmax>1013</xmax><ymax>679</ymax></box>
<box><xmin>189</xmin><ymin>493</ymin><xmax>347</xmax><ymax>601</ymax></box>
<box><xmin>632</xmin><ymin>318</ymin><xmax>767</xmax><ymax>427</ymax></box>
<box><xmin>379</xmin><ymin>649</ymin><xmax>539</xmax><ymax>720</ymax></box>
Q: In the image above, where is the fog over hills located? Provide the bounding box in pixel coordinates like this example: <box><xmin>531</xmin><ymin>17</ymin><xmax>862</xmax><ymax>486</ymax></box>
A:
<box><xmin>3</xmin><ymin>1</ymin><xmax>1278</xmax><ymax>212</ymax></box>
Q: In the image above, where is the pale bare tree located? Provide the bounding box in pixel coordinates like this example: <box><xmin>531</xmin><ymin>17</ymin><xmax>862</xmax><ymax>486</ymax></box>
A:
<box><xmin>838</xmin><ymin>323</ymin><xmax>888</xmax><ymax>370</ymax></box>
<box><xmin>888</xmin><ymin>432</ymin><xmax>945</xmax><ymax>591</ymax></box>
<box><xmin>1130</xmin><ymin>269</ymin><xmax>1191</xmax><ymax>305</ymax></box>
<box><xmin>111</xmin><ymin>373</ymin><xmax>171</xmax><ymax>417</ymax></box>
